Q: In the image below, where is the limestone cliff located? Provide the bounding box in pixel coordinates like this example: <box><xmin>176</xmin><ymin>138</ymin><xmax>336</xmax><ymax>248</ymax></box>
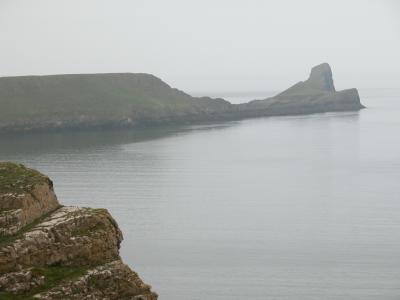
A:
<box><xmin>0</xmin><ymin>162</ymin><xmax>157</xmax><ymax>300</ymax></box>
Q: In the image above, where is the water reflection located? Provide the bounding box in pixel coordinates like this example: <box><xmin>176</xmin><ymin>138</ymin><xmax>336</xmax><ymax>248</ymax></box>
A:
<box><xmin>0</xmin><ymin>91</ymin><xmax>399</xmax><ymax>300</ymax></box>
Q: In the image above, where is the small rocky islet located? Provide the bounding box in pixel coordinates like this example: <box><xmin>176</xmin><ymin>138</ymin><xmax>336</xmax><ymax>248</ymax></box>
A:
<box><xmin>0</xmin><ymin>162</ymin><xmax>157</xmax><ymax>299</ymax></box>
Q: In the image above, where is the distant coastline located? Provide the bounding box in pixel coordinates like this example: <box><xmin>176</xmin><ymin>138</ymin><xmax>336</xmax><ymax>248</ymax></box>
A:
<box><xmin>0</xmin><ymin>63</ymin><xmax>364</xmax><ymax>133</ymax></box>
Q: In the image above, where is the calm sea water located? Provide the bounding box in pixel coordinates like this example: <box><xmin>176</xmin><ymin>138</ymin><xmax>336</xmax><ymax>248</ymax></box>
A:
<box><xmin>1</xmin><ymin>89</ymin><xmax>400</xmax><ymax>299</ymax></box>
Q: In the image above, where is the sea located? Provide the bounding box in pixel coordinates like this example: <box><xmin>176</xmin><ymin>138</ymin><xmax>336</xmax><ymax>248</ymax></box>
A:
<box><xmin>0</xmin><ymin>88</ymin><xmax>399</xmax><ymax>299</ymax></box>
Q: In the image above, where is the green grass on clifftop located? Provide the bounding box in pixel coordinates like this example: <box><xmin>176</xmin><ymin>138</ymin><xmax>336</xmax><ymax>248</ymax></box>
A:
<box><xmin>0</xmin><ymin>162</ymin><xmax>49</xmax><ymax>194</ymax></box>
<box><xmin>0</xmin><ymin>209</ymin><xmax>57</xmax><ymax>246</ymax></box>
<box><xmin>0</xmin><ymin>266</ymin><xmax>88</xmax><ymax>300</ymax></box>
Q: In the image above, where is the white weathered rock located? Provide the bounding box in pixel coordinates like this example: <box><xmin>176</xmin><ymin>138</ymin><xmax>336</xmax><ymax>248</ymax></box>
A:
<box><xmin>0</xmin><ymin>206</ymin><xmax>123</xmax><ymax>274</ymax></box>
<box><xmin>34</xmin><ymin>261</ymin><xmax>158</xmax><ymax>300</ymax></box>
<box><xmin>0</xmin><ymin>163</ymin><xmax>60</xmax><ymax>236</ymax></box>
<box><xmin>0</xmin><ymin>163</ymin><xmax>157</xmax><ymax>299</ymax></box>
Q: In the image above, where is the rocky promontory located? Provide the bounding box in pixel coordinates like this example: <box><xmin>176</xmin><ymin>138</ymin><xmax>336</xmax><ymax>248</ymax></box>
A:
<box><xmin>0</xmin><ymin>162</ymin><xmax>157</xmax><ymax>299</ymax></box>
<box><xmin>237</xmin><ymin>63</ymin><xmax>364</xmax><ymax>116</ymax></box>
<box><xmin>0</xmin><ymin>63</ymin><xmax>364</xmax><ymax>133</ymax></box>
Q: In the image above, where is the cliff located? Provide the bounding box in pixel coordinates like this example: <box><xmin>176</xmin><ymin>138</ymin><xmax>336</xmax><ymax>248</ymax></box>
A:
<box><xmin>0</xmin><ymin>63</ymin><xmax>364</xmax><ymax>133</ymax></box>
<box><xmin>0</xmin><ymin>162</ymin><xmax>157</xmax><ymax>299</ymax></box>
<box><xmin>237</xmin><ymin>63</ymin><xmax>364</xmax><ymax>116</ymax></box>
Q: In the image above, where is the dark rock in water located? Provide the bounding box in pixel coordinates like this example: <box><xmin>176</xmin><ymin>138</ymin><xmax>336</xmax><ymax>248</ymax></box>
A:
<box><xmin>0</xmin><ymin>162</ymin><xmax>158</xmax><ymax>299</ymax></box>
<box><xmin>0</xmin><ymin>63</ymin><xmax>364</xmax><ymax>133</ymax></box>
<box><xmin>240</xmin><ymin>63</ymin><xmax>364</xmax><ymax>116</ymax></box>
<box><xmin>277</xmin><ymin>63</ymin><xmax>336</xmax><ymax>96</ymax></box>
<box><xmin>307</xmin><ymin>62</ymin><xmax>336</xmax><ymax>92</ymax></box>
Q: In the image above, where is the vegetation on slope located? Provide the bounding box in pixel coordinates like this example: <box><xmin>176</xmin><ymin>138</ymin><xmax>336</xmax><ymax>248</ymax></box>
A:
<box><xmin>0</xmin><ymin>162</ymin><xmax>49</xmax><ymax>194</ymax></box>
<box><xmin>0</xmin><ymin>64</ymin><xmax>363</xmax><ymax>132</ymax></box>
<box><xmin>0</xmin><ymin>209</ymin><xmax>56</xmax><ymax>246</ymax></box>
<box><xmin>0</xmin><ymin>73</ymin><xmax>230</xmax><ymax>126</ymax></box>
<box><xmin>0</xmin><ymin>266</ymin><xmax>88</xmax><ymax>300</ymax></box>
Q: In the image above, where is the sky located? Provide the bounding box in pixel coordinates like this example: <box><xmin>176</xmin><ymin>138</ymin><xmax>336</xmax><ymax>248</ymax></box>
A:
<box><xmin>0</xmin><ymin>0</ymin><xmax>399</xmax><ymax>92</ymax></box>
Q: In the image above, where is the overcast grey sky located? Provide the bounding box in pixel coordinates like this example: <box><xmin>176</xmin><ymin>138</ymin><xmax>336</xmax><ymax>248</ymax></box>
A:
<box><xmin>0</xmin><ymin>0</ymin><xmax>399</xmax><ymax>92</ymax></box>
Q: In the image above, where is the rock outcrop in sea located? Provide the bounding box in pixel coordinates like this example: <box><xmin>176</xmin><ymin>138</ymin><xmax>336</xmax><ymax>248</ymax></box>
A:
<box><xmin>0</xmin><ymin>63</ymin><xmax>364</xmax><ymax>133</ymax></box>
<box><xmin>0</xmin><ymin>162</ymin><xmax>157</xmax><ymax>299</ymax></box>
<box><xmin>237</xmin><ymin>63</ymin><xmax>364</xmax><ymax>116</ymax></box>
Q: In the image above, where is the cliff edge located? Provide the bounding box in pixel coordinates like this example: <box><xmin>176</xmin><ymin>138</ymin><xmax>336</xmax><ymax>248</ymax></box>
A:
<box><xmin>0</xmin><ymin>162</ymin><xmax>157</xmax><ymax>299</ymax></box>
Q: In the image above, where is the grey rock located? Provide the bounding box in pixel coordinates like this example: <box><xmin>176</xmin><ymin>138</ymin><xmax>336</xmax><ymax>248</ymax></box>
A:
<box><xmin>241</xmin><ymin>63</ymin><xmax>364</xmax><ymax>115</ymax></box>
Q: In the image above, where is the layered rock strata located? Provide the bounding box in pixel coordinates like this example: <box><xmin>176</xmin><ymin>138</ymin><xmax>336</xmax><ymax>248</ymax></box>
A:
<box><xmin>0</xmin><ymin>162</ymin><xmax>157</xmax><ymax>299</ymax></box>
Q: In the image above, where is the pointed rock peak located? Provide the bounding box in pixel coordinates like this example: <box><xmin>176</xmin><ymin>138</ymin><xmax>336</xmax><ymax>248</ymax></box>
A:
<box><xmin>307</xmin><ymin>63</ymin><xmax>335</xmax><ymax>92</ymax></box>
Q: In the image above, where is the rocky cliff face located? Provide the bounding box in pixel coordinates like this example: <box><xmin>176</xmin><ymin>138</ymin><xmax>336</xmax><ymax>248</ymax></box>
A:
<box><xmin>306</xmin><ymin>63</ymin><xmax>336</xmax><ymax>92</ymax></box>
<box><xmin>238</xmin><ymin>63</ymin><xmax>364</xmax><ymax>117</ymax></box>
<box><xmin>0</xmin><ymin>162</ymin><xmax>157</xmax><ymax>299</ymax></box>
<box><xmin>0</xmin><ymin>63</ymin><xmax>364</xmax><ymax>133</ymax></box>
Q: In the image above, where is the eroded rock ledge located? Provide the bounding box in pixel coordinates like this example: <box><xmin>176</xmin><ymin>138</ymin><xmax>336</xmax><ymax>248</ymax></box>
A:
<box><xmin>0</xmin><ymin>162</ymin><xmax>157</xmax><ymax>299</ymax></box>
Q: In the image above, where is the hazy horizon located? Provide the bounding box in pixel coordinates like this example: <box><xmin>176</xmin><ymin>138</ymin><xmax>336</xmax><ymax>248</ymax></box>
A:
<box><xmin>1</xmin><ymin>0</ymin><xmax>399</xmax><ymax>92</ymax></box>
<box><xmin>1</xmin><ymin>2</ymin><xmax>399</xmax><ymax>298</ymax></box>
